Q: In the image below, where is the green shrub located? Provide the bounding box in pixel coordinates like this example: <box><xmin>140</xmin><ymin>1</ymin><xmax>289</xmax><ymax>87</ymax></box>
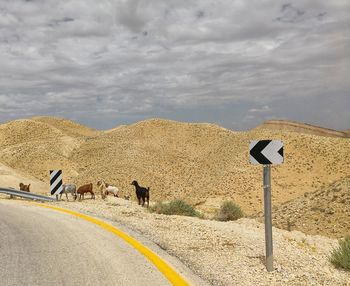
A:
<box><xmin>329</xmin><ymin>235</ymin><xmax>350</xmax><ymax>271</ymax></box>
<box><xmin>214</xmin><ymin>201</ymin><xmax>244</xmax><ymax>221</ymax></box>
<box><xmin>150</xmin><ymin>200</ymin><xmax>202</xmax><ymax>218</ymax></box>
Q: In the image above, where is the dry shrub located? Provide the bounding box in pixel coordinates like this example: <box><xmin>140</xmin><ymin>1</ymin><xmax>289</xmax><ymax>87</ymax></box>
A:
<box><xmin>330</xmin><ymin>235</ymin><xmax>350</xmax><ymax>271</ymax></box>
<box><xmin>150</xmin><ymin>200</ymin><xmax>203</xmax><ymax>218</ymax></box>
<box><xmin>214</xmin><ymin>201</ymin><xmax>244</xmax><ymax>221</ymax></box>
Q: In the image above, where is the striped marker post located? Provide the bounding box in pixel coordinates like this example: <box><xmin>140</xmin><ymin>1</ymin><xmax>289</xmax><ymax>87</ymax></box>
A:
<box><xmin>50</xmin><ymin>170</ymin><xmax>63</xmax><ymax>199</ymax></box>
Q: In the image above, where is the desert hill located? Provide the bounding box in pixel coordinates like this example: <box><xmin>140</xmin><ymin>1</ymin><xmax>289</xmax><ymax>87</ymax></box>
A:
<box><xmin>31</xmin><ymin>116</ymin><xmax>101</xmax><ymax>138</ymax></box>
<box><xmin>0</xmin><ymin>117</ymin><xmax>100</xmax><ymax>182</ymax></box>
<box><xmin>0</xmin><ymin>117</ymin><xmax>349</xmax><ymax>221</ymax></box>
<box><xmin>255</xmin><ymin>120</ymin><xmax>350</xmax><ymax>138</ymax></box>
<box><xmin>255</xmin><ymin>176</ymin><xmax>350</xmax><ymax>239</ymax></box>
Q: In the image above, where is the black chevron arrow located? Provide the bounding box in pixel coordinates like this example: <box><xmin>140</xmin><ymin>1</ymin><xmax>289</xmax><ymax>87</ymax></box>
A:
<box><xmin>278</xmin><ymin>146</ymin><xmax>283</xmax><ymax>157</ymax></box>
<box><xmin>250</xmin><ymin>140</ymin><xmax>272</xmax><ymax>164</ymax></box>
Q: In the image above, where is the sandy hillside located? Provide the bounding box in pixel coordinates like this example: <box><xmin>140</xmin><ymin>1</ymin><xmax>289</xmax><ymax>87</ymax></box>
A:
<box><xmin>72</xmin><ymin>118</ymin><xmax>350</xmax><ymax>215</ymax></box>
<box><xmin>0</xmin><ymin>117</ymin><xmax>101</xmax><ymax>184</ymax></box>
<box><xmin>255</xmin><ymin>176</ymin><xmax>350</xmax><ymax>239</ymax></box>
<box><xmin>0</xmin><ymin>162</ymin><xmax>47</xmax><ymax>191</ymax></box>
<box><xmin>0</xmin><ymin>117</ymin><xmax>349</xmax><ymax>219</ymax></box>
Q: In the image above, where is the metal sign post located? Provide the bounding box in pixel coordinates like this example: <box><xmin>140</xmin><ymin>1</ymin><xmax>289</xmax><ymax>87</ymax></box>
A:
<box><xmin>249</xmin><ymin>140</ymin><xmax>284</xmax><ymax>272</ymax></box>
<box><xmin>263</xmin><ymin>164</ymin><xmax>273</xmax><ymax>272</ymax></box>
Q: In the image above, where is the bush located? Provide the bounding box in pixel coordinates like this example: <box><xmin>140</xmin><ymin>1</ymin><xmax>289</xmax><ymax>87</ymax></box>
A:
<box><xmin>329</xmin><ymin>235</ymin><xmax>350</xmax><ymax>271</ymax></box>
<box><xmin>150</xmin><ymin>200</ymin><xmax>202</xmax><ymax>218</ymax></box>
<box><xmin>214</xmin><ymin>201</ymin><xmax>244</xmax><ymax>221</ymax></box>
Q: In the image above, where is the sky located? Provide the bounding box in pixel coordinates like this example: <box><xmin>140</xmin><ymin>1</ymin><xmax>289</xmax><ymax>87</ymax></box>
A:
<box><xmin>0</xmin><ymin>0</ymin><xmax>349</xmax><ymax>131</ymax></box>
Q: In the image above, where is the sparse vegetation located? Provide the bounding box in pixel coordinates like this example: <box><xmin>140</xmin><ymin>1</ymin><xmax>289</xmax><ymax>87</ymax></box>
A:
<box><xmin>329</xmin><ymin>235</ymin><xmax>350</xmax><ymax>271</ymax></box>
<box><xmin>149</xmin><ymin>200</ymin><xmax>203</xmax><ymax>218</ymax></box>
<box><xmin>214</xmin><ymin>201</ymin><xmax>244</xmax><ymax>221</ymax></box>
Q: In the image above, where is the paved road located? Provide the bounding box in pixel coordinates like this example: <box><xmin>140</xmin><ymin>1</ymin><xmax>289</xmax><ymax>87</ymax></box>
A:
<box><xmin>0</xmin><ymin>201</ymin><xmax>172</xmax><ymax>286</ymax></box>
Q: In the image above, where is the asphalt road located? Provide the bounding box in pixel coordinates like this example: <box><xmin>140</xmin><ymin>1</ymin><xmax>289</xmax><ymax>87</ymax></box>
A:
<box><xmin>0</xmin><ymin>201</ymin><xmax>172</xmax><ymax>286</ymax></box>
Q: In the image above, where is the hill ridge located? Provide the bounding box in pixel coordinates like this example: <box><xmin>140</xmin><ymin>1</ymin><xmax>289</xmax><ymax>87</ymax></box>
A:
<box><xmin>256</xmin><ymin>120</ymin><xmax>349</xmax><ymax>138</ymax></box>
<box><xmin>0</xmin><ymin>116</ymin><xmax>349</xmax><ymax>240</ymax></box>
<box><xmin>104</xmin><ymin>118</ymin><xmax>234</xmax><ymax>134</ymax></box>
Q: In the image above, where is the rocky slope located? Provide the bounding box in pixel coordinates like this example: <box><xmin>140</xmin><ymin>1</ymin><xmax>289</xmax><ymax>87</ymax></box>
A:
<box><xmin>68</xmin><ymin>119</ymin><xmax>350</xmax><ymax>216</ymax></box>
<box><xmin>255</xmin><ymin>177</ymin><xmax>350</xmax><ymax>239</ymax></box>
<box><xmin>0</xmin><ymin>116</ymin><xmax>349</xmax><ymax>220</ymax></box>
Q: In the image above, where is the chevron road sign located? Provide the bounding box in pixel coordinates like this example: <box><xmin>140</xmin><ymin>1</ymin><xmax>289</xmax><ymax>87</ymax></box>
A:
<box><xmin>249</xmin><ymin>140</ymin><xmax>284</xmax><ymax>165</ymax></box>
<box><xmin>249</xmin><ymin>139</ymin><xmax>284</xmax><ymax>272</ymax></box>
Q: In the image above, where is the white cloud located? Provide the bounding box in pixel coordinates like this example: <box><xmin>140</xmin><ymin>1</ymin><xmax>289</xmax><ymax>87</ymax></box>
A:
<box><xmin>0</xmin><ymin>0</ymin><xmax>349</xmax><ymax>130</ymax></box>
<box><xmin>249</xmin><ymin>106</ymin><xmax>271</xmax><ymax>113</ymax></box>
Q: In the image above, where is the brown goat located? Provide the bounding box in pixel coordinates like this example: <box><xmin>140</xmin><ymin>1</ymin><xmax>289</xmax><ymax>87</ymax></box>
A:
<box><xmin>76</xmin><ymin>183</ymin><xmax>95</xmax><ymax>201</ymax></box>
<box><xmin>19</xmin><ymin>183</ymin><xmax>30</xmax><ymax>192</ymax></box>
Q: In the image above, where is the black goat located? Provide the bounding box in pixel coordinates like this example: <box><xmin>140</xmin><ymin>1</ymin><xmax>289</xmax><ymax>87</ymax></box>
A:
<box><xmin>131</xmin><ymin>180</ymin><xmax>150</xmax><ymax>207</ymax></box>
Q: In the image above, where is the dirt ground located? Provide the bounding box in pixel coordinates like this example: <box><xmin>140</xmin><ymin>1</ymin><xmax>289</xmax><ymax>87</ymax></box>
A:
<box><xmin>5</xmin><ymin>196</ymin><xmax>346</xmax><ymax>286</ymax></box>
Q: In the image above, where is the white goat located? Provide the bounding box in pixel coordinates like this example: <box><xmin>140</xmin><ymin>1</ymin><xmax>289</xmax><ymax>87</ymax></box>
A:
<box><xmin>59</xmin><ymin>184</ymin><xmax>77</xmax><ymax>201</ymax></box>
<box><xmin>97</xmin><ymin>180</ymin><xmax>119</xmax><ymax>198</ymax></box>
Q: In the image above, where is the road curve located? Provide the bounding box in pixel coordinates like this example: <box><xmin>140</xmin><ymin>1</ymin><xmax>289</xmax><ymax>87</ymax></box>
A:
<box><xmin>0</xmin><ymin>201</ymin><xmax>176</xmax><ymax>286</ymax></box>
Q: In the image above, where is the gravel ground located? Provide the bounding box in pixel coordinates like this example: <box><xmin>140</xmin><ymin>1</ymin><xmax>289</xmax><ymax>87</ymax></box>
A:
<box><xmin>44</xmin><ymin>197</ymin><xmax>350</xmax><ymax>286</ymax></box>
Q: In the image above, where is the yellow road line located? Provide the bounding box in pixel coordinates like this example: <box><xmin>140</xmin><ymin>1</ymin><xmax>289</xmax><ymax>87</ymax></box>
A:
<box><xmin>32</xmin><ymin>203</ymin><xmax>190</xmax><ymax>286</ymax></box>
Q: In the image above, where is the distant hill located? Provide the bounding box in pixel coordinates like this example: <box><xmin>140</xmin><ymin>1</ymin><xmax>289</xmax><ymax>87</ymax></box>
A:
<box><xmin>255</xmin><ymin>120</ymin><xmax>349</xmax><ymax>138</ymax></box>
<box><xmin>0</xmin><ymin>117</ymin><xmax>349</xmax><ymax>219</ymax></box>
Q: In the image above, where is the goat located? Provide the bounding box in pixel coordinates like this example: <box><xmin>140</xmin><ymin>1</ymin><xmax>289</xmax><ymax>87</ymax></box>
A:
<box><xmin>59</xmin><ymin>184</ymin><xmax>77</xmax><ymax>201</ymax></box>
<box><xmin>19</xmin><ymin>183</ymin><xmax>30</xmax><ymax>192</ymax></box>
<box><xmin>96</xmin><ymin>180</ymin><xmax>107</xmax><ymax>199</ymax></box>
<box><xmin>131</xmin><ymin>180</ymin><xmax>149</xmax><ymax>207</ymax></box>
<box><xmin>76</xmin><ymin>183</ymin><xmax>95</xmax><ymax>201</ymax></box>
<box><xmin>97</xmin><ymin>180</ymin><xmax>119</xmax><ymax>198</ymax></box>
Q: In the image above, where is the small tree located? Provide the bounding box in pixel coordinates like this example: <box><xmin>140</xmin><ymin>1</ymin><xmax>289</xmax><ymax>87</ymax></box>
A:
<box><xmin>329</xmin><ymin>235</ymin><xmax>350</xmax><ymax>271</ymax></box>
<box><xmin>215</xmin><ymin>201</ymin><xmax>244</xmax><ymax>221</ymax></box>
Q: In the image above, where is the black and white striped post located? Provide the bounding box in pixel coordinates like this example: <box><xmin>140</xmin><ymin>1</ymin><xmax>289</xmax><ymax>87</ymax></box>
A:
<box><xmin>50</xmin><ymin>170</ymin><xmax>63</xmax><ymax>200</ymax></box>
<box><xmin>249</xmin><ymin>140</ymin><xmax>284</xmax><ymax>272</ymax></box>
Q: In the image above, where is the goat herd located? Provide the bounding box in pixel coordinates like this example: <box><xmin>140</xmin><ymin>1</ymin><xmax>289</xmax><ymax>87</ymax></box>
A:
<box><xmin>19</xmin><ymin>180</ymin><xmax>150</xmax><ymax>207</ymax></box>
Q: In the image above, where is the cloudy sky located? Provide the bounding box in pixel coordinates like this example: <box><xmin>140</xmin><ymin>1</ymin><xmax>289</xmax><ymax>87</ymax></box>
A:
<box><xmin>0</xmin><ymin>0</ymin><xmax>349</xmax><ymax>131</ymax></box>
